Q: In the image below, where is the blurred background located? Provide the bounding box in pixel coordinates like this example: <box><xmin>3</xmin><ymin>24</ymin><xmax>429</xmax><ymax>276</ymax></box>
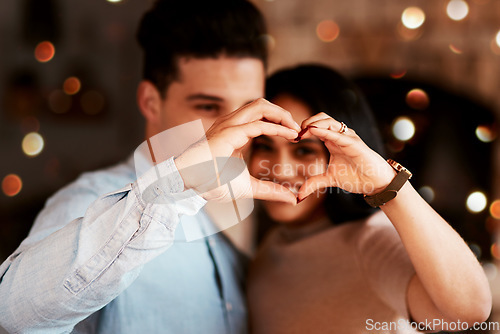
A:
<box><xmin>0</xmin><ymin>0</ymin><xmax>499</xmax><ymax>331</ymax></box>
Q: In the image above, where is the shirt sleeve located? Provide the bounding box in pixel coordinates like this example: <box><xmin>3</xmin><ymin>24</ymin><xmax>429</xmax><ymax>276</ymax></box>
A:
<box><xmin>356</xmin><ymin>212</ymin><xmax>416</xmax><ymax>319</ymax></box>
<box><xmin>0</xmin><ymin>157</ymin><xmax>206</xmax><ymax>334</ymax></box>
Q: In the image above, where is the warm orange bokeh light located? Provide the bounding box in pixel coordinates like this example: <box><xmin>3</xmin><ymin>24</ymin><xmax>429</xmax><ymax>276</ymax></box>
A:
<box><xmin>406</xmin><ymin>88</ymin><xmax>429</xmax><ymax>110</ymax></box>
<box><xmin>390</xmin><ymin>70</ymin><xmax>407</xmax><ymax>79</ymax></box>
<box><xmin>491</xmin><ymin>243</ymin><xmax>500</xmax><ymax>260</ymax></box>
<box><xmin>34</xmin><ymin>41</ymin><xmax>55</xmax><ymax>63</ymax></box>
<box><xmin>63</xmin><ymin>77</ymin><xmax>81</xmax><ymax>95</ymax></box>
<box><xmin>316</xmin><ymin>20</ymin><xmax>340</xmax><ymax>42</ymax></box>
<box><xmin>491</xmin><ymin>200</ymin><xmax>500</xmax><ymax>219</ymax></box>
<box><xmin>2</xmin><ymin>174</ymin><xmax>22</xmax><ymax>197</ymax></box>
<box><xmin>449</xmin><ymin>44</ymin><xmax>463</xmax><ymax>54</ymax></box>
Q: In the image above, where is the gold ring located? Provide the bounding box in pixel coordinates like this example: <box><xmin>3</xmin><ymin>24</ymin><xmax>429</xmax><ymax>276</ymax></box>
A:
<box><xmin>339</xmin><ymin>122</ymin><xmax>348</xmax><ymax>134</ymax></box>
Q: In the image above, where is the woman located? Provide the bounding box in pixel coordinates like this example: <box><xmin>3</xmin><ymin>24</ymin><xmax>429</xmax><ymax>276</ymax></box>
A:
<box><xmin>246</xmin><ymin>64</ymin><xmax>491</xmax><ymax>333</ymax></box>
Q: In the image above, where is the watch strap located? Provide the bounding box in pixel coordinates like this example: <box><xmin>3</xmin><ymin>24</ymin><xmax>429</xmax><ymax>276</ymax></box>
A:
<box><xmin>364</xmin><ymin>160</ymin><xmax>412</xmax><ymax>208</ymax></box>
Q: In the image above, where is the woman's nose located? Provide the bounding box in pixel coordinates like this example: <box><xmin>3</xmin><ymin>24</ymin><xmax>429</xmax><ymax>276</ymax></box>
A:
<box><xmin>269</xmin><ymin>152</ymin><xmax>298</xmax><ymax>182</ymax></box>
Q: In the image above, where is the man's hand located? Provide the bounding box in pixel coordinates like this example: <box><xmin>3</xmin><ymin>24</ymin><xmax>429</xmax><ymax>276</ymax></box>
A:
<box><xmin>174</xmin><ymin>98</ymin><xmax>301</xmax><ymax>204</ymax></box>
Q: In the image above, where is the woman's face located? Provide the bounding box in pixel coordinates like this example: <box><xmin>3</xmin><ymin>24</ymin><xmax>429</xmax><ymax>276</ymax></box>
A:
<box><xmin>248</xmin><ymin>94</ymin><xmax>329</xmax><ymax>224</ymax></box>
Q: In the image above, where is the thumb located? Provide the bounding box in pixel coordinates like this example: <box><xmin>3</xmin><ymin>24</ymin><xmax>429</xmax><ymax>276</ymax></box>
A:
<box><xmin>297</xmin><ymin>175</ymin><xmax>333</xmax><ymax>202</ymax></box>
<box><xmin>251</xmin><ymin>178</ymin><xmax>297</xmax><ymax>205</ymax></box>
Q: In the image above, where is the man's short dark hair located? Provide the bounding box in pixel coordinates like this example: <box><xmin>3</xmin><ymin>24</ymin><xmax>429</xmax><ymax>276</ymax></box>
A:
<box><xmin>137</xmin><ymin>0</ymin><xmax>268</xmax><ymax>97</ymax></box>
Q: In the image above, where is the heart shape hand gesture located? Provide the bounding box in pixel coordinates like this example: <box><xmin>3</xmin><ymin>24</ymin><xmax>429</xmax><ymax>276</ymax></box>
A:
<box><xmin>174</xmin><ymin>98</ymin><xmax>301</xmax><ymax>204</ymax></box>
<box><xmin>295</xmin><ymin>112</ymin><xmax>396</xmax><ymax>202</ymax></box>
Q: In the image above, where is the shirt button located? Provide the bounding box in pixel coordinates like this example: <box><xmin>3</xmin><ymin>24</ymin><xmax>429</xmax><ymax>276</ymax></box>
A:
<box><xmin>209</xmin><ymin>238</ymin><xmax>216</xmax><ymax>247</ymax></box>
<box><xmin>225</xmin><ymin>302</ymin><xmax>233</xmax><ymax>311</ymax></box>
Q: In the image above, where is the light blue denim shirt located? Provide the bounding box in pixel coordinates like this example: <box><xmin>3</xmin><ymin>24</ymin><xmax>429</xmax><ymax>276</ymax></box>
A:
<box><xmin>0</xmin><ymin>155</ymin><xmax>249</xmax><ymax>334</ymax></box>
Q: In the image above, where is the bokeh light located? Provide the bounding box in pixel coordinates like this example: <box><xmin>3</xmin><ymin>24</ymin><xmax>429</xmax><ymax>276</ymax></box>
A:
<box><xmin>392</xmin><ymin>117</ymin><xmax>415</xmax><ymax>141</ymax></box>
<box><xmin>401</xmin><ymin>7</ymin><xmax>425</xmax><ymax>29</ymax></box>
<box><xmin>390</xmin><ymin>69</ymin><xmax>407</xmax><ymax>79</ymax></box>
<box><xmin>316</xmin><ymin>20</ymin><xmax>340</xmax><ymax>42</ymax></box>
<box><xmin>2</xmin><ymin>174</ymin><xmax>22</xmax><ymax>197</ymax></box>
<box><xmin>406</xmin><ymin>88</ymin><xmax>429</xmax><ymax>110</ymax></box>
<box><xmin>22</xmin><ymin>132</ymin><xmax>44</xmax><ymax>157</ymax></box>
<box><xmin>419</xmin><ymin>186</ymin><xmax>435</xmax><ymax>203</ymax></box>
<box><xmin>468</xmin><ymin>243</ymin><xmax>482</xmax><ymax>259</ymax></box>
<box><xmin>483</xmin><ymin>262</ymin><xmax>497</xmax><ymax>281</ymax></box>
<box><xmin>475</xmin><ymin>125</ymin><xmax>496</xmax><ymax>142</ymax></box>
<box><xmin>491</xmin><ymin>243</ymin><xmax>500</xmax><ymax>260</ymax></box>
<box><xmin>106</xmin><ymin>0</ymin><xmax>122</xmax><ymax>2</ymax></box>
<box><xmin>259</xmin><ymin>34</ymin><xmax>276</xmax><ymax>50</ymax></box>
<box><xmin>34</xmin><ymin>41</ymin><xmax>55</xmax><ymax>63</ymax></box>
<box><xmin>81</xmin><ymin>90</ymin><xmax>105</xmax><ymax>115</ymax></box>
<box><xmin>490</xmin><ymin>200</ymin><xmax>500</xmax><ymax>219</ymax></box>
<box><xmin>449</xmin><ymin>44</ymin><xmax>463</xmax><ymax>54</ymax></box>
<box><xmin>49</xmin><ymin>89</ymin><xmax>72</xmax><ymax>114</ymax></box>
<box><xmin>466</xmin><ymin>191</ymin><xmax>487</xmax><ymax>213</ymax></box>
<box><xmin>446</xmin><ymin>0</ymin><xmax>469</xmax><ymax>21</ymax></box>
<box><xmin>490</xmin><ymin>36</ymin><xmax>500</xmax><ymax>56</ymax></box>
<box><xmin>63</xmin><ymin>77</ymin><xmax>81</xmax><ymax>95</ymax></box>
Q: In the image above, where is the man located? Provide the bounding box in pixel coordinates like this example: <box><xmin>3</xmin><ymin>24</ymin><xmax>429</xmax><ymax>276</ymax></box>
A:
<box><xmin>0</xmin><ymin>1</ymin><xmax>299</xmax><ymax>333</ymax></box>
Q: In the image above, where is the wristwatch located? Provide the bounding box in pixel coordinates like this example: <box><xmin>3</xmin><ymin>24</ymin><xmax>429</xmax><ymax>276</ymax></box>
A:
<box><xmin>364</xmin><ymin>159</ymin><xmax>412</xmax><ymax>208</ymax></box>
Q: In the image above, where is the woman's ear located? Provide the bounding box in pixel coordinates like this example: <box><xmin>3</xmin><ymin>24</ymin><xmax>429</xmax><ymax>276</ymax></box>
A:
<box><xmin>137</xmin><ymin>80</ymin><xmax>162</xmax><ymax>125</ymax></box>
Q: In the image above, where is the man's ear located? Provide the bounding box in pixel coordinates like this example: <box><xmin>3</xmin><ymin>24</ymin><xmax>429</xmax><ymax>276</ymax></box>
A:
<box><xmin>137</xmin><ymin>80</ymin><xmax>163</xmax><ymax>125</ymax></box>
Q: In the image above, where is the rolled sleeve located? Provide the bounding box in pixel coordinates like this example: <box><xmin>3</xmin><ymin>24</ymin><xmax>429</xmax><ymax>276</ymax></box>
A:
<box><xmin>0</xmin><ymin>156</ymin><xmax>207</xmax><ymax>333</ymax></box>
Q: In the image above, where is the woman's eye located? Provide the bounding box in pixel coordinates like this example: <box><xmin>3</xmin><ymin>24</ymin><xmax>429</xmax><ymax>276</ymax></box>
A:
<box><xmin>295</xmin><ymin>147</ymin><xmax>316</xmax><ymax>157</ymax></box>
<box><xmin>195</xmin><ymin>104</ymin><xmax>220</xmax><ymax>113</ymax></box>
<box><xmin>252</xmin><ymin>142</ymin><xmax>273</xmax><ymax>152</ymax></box>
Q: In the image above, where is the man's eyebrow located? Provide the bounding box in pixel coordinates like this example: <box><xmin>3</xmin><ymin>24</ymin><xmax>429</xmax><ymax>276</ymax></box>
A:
<box><xmin>186</xmin><ymin>94</ymin><xmax>224</xmax><ymax>102</ymax></box>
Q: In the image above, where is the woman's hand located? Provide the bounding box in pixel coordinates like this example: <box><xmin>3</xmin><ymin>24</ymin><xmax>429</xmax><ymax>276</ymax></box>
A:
<box><xmin>296</xmin><ymin>112</ymin><xmax>396</xmax><ymax>201</ymax></box>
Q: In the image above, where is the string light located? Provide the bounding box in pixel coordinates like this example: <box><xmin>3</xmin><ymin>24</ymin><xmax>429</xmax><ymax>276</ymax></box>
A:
<box><xmin>466</xmin><ymin>191</ymin><xmax>487</xmax><ymax>213</ymax></box>
<box><xmin>390</xmin><ymin>69</ymin><xmax>407</xmax><ymax>79</ymax></box>
<box><xmin>22</xmin><ymin>132</ymin><xmax>44</xmax><ymax>157</ymax></box>
<box><xmin>419</xmin><ymin>186</ymin><xmax>435</xmax><ymax>203</ymax></box>
<box><xmin>406</xmin><ymin>88</ymin><xmax>429</xmax><ymax>110</ymax></box>
<box><xmin>316</xmin><ymin>20</ymin><xmax>340</xmax><ymax>42</ymax></box>
<box><xmin>491</xmin><ymin>243</ymin><xmax>500</xmax><ymax>260</ymax></box>
<box><xmin>483</xmin><ymin>262</ymin><xmax>497</xmax><ymax>281</ymax></box>
<box><xmin>34</xmin><ymin>41</ymin><xmax>55</xmax><ymax>63</ymax></box>
<box><xmin>63</xmin><ymin>77</ymin><xmax>81</xmax><ymax>95</ymax></box>
<box><xmin>446</xmin><ymin>0</ymin><xmax>469</xmax><ymax>21</ymax></box>
<box><xmin>401</xmin><ymin>7</ymin><xmax>425</xmax><ymax>29</ymax></box>
<box><xmin>475</xmin><ymin>125</ymin><xmax>496</xmax><ymax>143</ymax></box>
<box><xmin>490</xmin><ymin>200</ymin><xmax>500</xmax><ymax>219</ymax></box>
<box><xmin>449</xmin><ymin>44</ymin><xmax>463</xmax><ymax>54</ymax></box>
<box><xmin>2</xmin><ymin>174</ymin><xmax>22</xmax><ymax>197</ymax></box>
<box><xmin>392</xmin><ymin>117</ymin><xmax>415</xmax><ymax>141</ymax></box>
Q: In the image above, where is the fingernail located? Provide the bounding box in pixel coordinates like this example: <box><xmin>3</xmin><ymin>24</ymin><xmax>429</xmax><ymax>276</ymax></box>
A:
<box><xmin>294</xmin><ymin>127</ymin><xmax>309</xmax><ymax>142</ymax></box>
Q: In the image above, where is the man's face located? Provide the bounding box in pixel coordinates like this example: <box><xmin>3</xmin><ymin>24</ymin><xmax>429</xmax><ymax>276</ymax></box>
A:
<box><xmin>156</xmin><ymin>56</ymin><xmax>265</xmax><ymax>132</ymax></box>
